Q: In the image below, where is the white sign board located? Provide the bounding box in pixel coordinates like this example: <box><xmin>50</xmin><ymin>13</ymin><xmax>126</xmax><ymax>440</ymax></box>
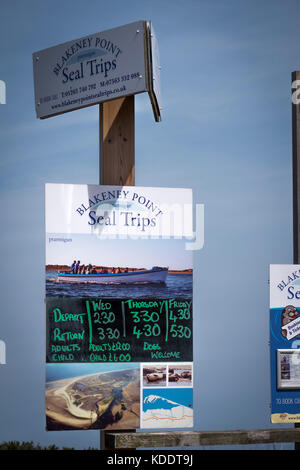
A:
<box><xmin>45</xmin><ymin>183</ymin><xmax>193</xmax><ymax>432</ymax></box>
<box><xmin>33</xmin><ymin>21</ymin><xmax>153</xmax><ymax>119</ymax></box>
<box><xmin>45</xmin><ymin>183</ymin><xmax>193</xmax><ymax>238</ymax></box>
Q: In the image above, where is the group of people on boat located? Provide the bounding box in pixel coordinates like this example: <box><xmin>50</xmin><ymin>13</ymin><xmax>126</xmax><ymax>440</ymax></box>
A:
<box><xmin>69</xmin><ymin>260</ymin><xmax>129</xmax><ymax>275</ymax></box>
<box><xmin>70</xmin><ymin>260</ymin><xmax>96</xmax><ymax>274</ymax></box>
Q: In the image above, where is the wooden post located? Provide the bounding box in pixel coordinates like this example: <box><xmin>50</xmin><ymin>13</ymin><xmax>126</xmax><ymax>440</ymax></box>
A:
<box><xmin>99</xmin><ymin>95</ymin><xmax>136</xmax><ymax>449</ymax></box>
<box><xmin>292</xmin><ymin>71</ymin><xmax>300</xmax><ymax>450</ymax></box>
<box><xmin>99</xmin><ymin>95</ymin><xmax>135</xmax><ymax>186</ymax></box>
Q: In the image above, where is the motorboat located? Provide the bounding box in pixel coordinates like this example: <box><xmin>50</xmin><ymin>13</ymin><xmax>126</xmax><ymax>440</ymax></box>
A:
<box><xmin>57</xmin><ymin>266</ymin><xmax>168</xmax><ymax>284</ymax></box>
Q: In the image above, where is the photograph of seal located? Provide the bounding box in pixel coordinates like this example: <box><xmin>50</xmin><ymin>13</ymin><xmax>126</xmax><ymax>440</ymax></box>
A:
<box><xmin>281</xmin><ymin>305</ymin><xmax>299</xmax><ymax>338</ymax></box>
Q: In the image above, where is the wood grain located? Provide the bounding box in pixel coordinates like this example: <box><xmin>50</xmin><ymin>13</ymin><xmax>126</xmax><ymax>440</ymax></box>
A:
<box><xmin>100</xmin><ymin>96</ymin><xmax>135</xmax><ymax>186</ymax></box>
<box><xmin>104</xmin><ymin>428</ymin><xmax>300</xmax><ymax>449</ymax></box>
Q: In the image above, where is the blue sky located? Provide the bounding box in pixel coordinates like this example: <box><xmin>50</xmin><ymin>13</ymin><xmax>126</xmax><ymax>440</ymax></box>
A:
<box><xmin>0</xmin><ymin>0</ymin><xmax>298</xmax><ymax>450</ymax></box>
<box><xmin>46</xmin><ymin>234</ymin><xmax>192</xmax><ymax>269</ymax></box>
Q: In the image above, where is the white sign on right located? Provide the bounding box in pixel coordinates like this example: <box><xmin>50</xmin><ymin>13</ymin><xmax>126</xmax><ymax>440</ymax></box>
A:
<box><xmin>270</xmin><ymin>264</ymin><xmax>300</xmax><ymax>423</ymax></box>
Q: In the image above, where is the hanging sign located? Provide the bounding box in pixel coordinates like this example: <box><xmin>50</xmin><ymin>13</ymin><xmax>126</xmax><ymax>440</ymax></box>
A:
<box><xmin>270</xmin><ymin>264</ymin><xmax>300</xmax><ymax>423</ymax></box>
<box><xmin>45</xmin><ymin>183</ymin><xmax>193</xmax><ymax>431</ymax></box>
<box><xmin>146</xmin><ymin>22</ymin><xmax>161</xmax><ymax>122</ymax></box>
<box><xmin>33</xmin><ymin>21</ymin><xmax>161</xmax><ymax>121</ymax></box>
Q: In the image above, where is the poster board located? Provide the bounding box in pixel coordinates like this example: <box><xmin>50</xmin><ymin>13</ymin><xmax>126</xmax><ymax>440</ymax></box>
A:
<box><xmin>45</xmin><ymin>183</ymin><xmax>193</xmax><ymax>431</ymax></box>
<box><xmin>270</xmin><ymin>265</ymin><xmax>300</xmax><ymax>423</ymax></box>
<box><xmin>33</xmin><ymin>21</ymin><xmax>161</xmax><ymax>121</ymax></box>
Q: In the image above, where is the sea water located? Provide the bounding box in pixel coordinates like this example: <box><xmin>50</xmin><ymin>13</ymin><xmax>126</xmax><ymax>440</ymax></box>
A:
<box><xmin>45</xmin><ymin>271</ymin><xmax>193</xmax><ymax>299</ymax></box>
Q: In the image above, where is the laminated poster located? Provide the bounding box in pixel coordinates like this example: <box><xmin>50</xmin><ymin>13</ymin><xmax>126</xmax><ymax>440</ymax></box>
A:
<box><xmin>45</xmin><ymin>183</ymin><xmax>194</xmax><ymax>431</ymax></box>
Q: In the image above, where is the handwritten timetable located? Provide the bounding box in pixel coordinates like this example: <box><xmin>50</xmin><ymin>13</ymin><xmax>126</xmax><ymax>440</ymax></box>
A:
<box><xmin>46</xmin><ymin>297</ymin><xmax>193</xmax><ymax>363</ymax></box>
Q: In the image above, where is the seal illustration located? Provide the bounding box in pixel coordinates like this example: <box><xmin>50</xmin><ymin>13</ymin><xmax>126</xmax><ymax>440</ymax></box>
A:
<box><xmin>281</xmin><ymin>305</ymin><xmax>299</xmax><ymax>338</ymax></box>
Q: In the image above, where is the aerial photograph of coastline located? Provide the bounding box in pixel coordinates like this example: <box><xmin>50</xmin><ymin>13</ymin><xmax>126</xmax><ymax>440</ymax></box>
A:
<box><xmin>45</xmin><ymin>363</ymin><xmax>140</xmax><ymax>431</ymax></box>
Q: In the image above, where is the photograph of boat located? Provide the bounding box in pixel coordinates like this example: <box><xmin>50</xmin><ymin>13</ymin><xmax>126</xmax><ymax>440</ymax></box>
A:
<box><xmin>46</xmin><ymin>234</ymin><xmax>193</xmax><ymax>299</ymax></box>
<box><xmin>57</xmin><ymin>266</ymin><xmax>168</xmax><ymax>284</ymax></box>
<box><xmin>46</xmin><ymin>184</ymin><xmax>193</xmax><ymax>299</ymax></box>
<box><xmin>46</xmin><ymin>363</ymin><xmax>140</xmax><ymax>431</ymax></box>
